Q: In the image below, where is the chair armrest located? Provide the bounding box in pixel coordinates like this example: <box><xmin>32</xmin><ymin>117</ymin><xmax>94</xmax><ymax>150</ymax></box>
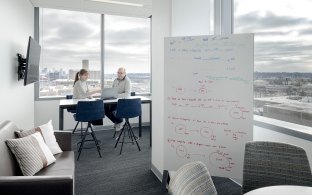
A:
<box><xmin>161</xmin><ymin>170</ymin><xmax>170</xmax><ymax>195</ymax></box>
<box><xmin>0</xmin><ymin>175</ymin><xmax>73</xmax><ymax>195</ymax></box>
<box><xmin>54</xmin><ymin>130</ymin><xmax>72</xmax><ymax>151</ymax></box>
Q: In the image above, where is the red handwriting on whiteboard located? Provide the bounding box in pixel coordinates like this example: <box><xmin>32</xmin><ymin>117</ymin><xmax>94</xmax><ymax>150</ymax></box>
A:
<box><xmin>172</xmin><ymin>143</ymin><xmax>234</xmax><ymax>171</ymax></box>
<box><xmin>167</xmin><ymin>96</ymin><xmax>251</xmax><ymax>119</ymax></box>
<box><xmin>200</xmin><ymin>127</ymin><xmax>217</xmax><ymax>141</ymax></box>
<box><xmin>229</xmin><ymin>104</ymin><xmax>250</xmax><ymax>119</ymax></box>
<box><xmin>176</xmin><ymin>87</ymin><xmax>185</xmax><ymax>94</ymax></box>
<box><xmin>209</xmin><ymin>150</ymin><xmax>234</xmax><ymax>171</ymax></box>
<box><xmin>167</xmin><ymin>115</ymin><xmax>229</xmax><ymax>126</ymax></box>
<box><xmin>167</xmin><ymin>96</ymin><xmax>240</xmax><ymax>103</ymax></box>
<box><xmin>167</xmin><ymin>138</ymin><xmax>225</xmax><ymax>149</ymax></box>
<box><xmin>167</xmin><ymin>115</ymin><xmax>248</xmax><ymax>141</ymax></box>
<box><xmin>173</xmin><ymin>124</ymin><xmax>217</xmax><ymax>141</ymax></box>
<box><xmin>224</xmin><ymin>129</ymin><xmax>247</xmax><ymax>140</ymax></box>
<box><xmin>198</xmin><ymin>79</ymin><xmax>214</xmax><ymax>84</ymax></box>
<box><xmin>199</xmin><ymin>88</ymin><xmax>207</xmax><ymax>94</ymax></box>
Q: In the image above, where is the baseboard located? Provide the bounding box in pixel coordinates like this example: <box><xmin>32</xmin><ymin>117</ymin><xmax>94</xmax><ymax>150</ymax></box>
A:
<box><xmin>230</xmin><ymin>178</ymin><xmax>242</xmax><ymax>186</ymax></box>
<box><xmin>151</xmin><ymin>163</ymin><xmax>163</xmax><ymax>182</ymax></box>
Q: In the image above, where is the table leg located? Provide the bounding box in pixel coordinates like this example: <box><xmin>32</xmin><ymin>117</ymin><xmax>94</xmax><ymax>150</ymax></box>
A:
<box><xmin>150</xmin><ymin>102</ymin><xmax>152</xmax><ymax>147</ymax></box>
<box><xmin>59</xmin><ymin>107</ymin><xmax>64</xmax><ymax>130</ymax></box>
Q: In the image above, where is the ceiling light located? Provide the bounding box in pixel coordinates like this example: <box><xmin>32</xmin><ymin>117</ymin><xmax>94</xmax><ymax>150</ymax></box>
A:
<box><xmin>90</xmin><ymin>0</ymin><xmax>143</xmax><ymax>7</ymax></box>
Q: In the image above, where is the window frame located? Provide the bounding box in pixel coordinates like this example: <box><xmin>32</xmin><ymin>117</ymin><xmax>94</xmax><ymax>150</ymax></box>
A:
<box><xmin>35</xmin><ymin>8</ymin><xmax>151</xmax><ymax>101</ymax></box>
<box><xmin>232</xmin><ymin>0</ymin><xmax>312</xmax><ymax>131</ymax></box>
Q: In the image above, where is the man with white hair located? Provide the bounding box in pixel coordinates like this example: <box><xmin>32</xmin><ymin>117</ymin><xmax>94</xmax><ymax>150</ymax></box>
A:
<box><xmin>105</xmin><ymin>67</ymin><xmax>131</xmax><ymax>131</ymax></box>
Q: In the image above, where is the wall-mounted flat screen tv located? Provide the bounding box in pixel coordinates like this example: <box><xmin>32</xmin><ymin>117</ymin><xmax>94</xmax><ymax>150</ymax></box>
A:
<box><xmin>24</xmin><ymin>36</ymin><xmax>41</xmax><ymax>85</ymax></box>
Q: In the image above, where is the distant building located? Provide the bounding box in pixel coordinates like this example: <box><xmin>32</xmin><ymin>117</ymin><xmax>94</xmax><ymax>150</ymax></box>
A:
<box><xmin>255</xmin><ymin>96</ymin><xmax>312</xmax><ymax>127</ymax></box>
<box><xmin>82</xmin><ymin>59</ymin><xmax>89</xmax><ymax>70</ymax></box>
<box><xmin>49</xmin><ymin>71</ymin><xmax>60</xmax><ymax>81</ymax></box>
<box><xmin>68</xmin><ymin>69</ymin><xmax>76</xmax><ymax>80</ymax></box>
<box><xmin>88</xmin><ymin>70</ymin><xmax>101</xmax><ymax>80</ymax></box>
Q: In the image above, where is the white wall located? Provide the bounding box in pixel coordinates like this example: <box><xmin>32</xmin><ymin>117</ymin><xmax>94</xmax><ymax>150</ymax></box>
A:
<box><xmin>151</xmin><ymin>0</ymin><xmax>171</xmax><ymax>178</ymax></box>
<box><xmin>151</xmin><ymin>0</ymin><xmax>212</xmax><ymax>179</ymax></box>
<box><xmin>0</xmin><ymin>0</ymin><xmax>34</xmax><ymax>129</ymax></box>
<box><xmin>171</xmin><ymin>0</ymin><xmax>211</xmax><ymax>36</ymax></box>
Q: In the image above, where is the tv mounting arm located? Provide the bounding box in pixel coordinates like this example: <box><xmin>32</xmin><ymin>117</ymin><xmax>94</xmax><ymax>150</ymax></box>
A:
<box><xmin>17</xmin><ymin>53</ymin><xmax>26</xmax><ymax>80</ymax></box>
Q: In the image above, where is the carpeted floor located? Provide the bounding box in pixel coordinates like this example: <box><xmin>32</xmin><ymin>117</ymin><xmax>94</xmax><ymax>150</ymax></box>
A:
<box><xmin>72</xmin><ymin>126</ymin><xmax>242</xmax><ymax>195</ymax></box>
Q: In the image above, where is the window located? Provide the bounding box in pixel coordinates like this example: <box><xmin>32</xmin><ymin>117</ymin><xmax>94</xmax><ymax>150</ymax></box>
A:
<box><xmin>38</xmin><ymin>8</ymin><xmax>151</xmax><ymax>98</ymax></box>
<box><xmin>104</xmin><ymin>15</ymin><xmax>150</xmax><ymax>94</ymax></box>
<box><xmin>39</xmin><ymin>8</ymin><xmax>101</xmax><ymax>98</ymax></box>
<box><xmin>234</xmin><ymin>0</ymin><xmax>312</xmax><ymax>127</ymax></box>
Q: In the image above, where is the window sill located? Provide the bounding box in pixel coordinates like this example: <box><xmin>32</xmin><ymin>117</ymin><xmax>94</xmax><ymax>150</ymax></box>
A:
<box><xmin>36</xmin><ymin>93</ymin><xmax>152</xmax><ymax>101</ymax></box>
<box><xmin>254</xmin><ymin>115</ymin><xmax>312</xmax><ymax>141</ymax></box>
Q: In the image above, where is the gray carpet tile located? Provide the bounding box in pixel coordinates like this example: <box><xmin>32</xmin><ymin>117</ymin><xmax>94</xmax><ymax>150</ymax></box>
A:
<box><xmin>212</xmin><ymin>176</ymin><xmax>242</xmax><ymax>195</ymax></box>
<box><xmin>73</xmin><ymin>126</ymin><xmax>160</xmax><ymax>195</ymax></box>
<box><xmin>72</xmin><ymin>126</ymin><xmax>241</xmax><ymax>195</ymax></box>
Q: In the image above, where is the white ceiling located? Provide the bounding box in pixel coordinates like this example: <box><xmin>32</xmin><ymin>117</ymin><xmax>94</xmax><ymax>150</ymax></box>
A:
<box><xmin>29</xmin><ymin>0</ymin><xmax>152</xmax><ymax>18</ymax></box>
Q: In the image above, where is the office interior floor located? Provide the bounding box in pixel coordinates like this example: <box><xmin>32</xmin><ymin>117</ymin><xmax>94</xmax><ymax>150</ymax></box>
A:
<box><xmin>72</xmin><ymin>126</ymin><xmax>242</xmax><ymax>195</ymax></box>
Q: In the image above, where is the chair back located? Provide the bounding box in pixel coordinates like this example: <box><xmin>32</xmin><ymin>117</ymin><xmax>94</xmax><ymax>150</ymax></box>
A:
<box><xmin>116</xmin><ymin>98</ymin><xmax>141</xmax><ymax>119</ymax></box>
<box><xmin>75</xmin><ymin>100</ymin><xmax>105</xmax><ymax>122</ymax></box>
<box><xmin>66</xmin><ymin>95</ymin><xmax>73</xmax><ymax>99</ymax></box>
<box><xmin>168</xmin><ymin>161</ymin><xmax>217</xmax><ymax>195</ymax></box>
<box><xmin>66</xmin><ymin>95</ymin><xmax>76</xmax><ymax>113</ymax></box>
<box><xmin>242</xmin><ymin>141</ymin><xmax>312</xmax><ymax>194</ymax></box>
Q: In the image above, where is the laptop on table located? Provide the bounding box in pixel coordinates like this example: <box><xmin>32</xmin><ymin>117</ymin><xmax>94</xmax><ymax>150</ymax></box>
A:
<box><xmin>101</xmin><ymin>87</ymin><xmax>118</xmax><ymax>100</ymax></box>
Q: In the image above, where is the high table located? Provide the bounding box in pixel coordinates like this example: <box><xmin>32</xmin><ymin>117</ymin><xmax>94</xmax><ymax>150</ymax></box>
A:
<box><xmin>59</xmin><ymin>96</ymin><xmax>152</xmax><ymax>146</ymax></box>
<box><xmin>244</xmin><ymin>185</ymin><xmax>312</xmax><ymax>195</ymax></box>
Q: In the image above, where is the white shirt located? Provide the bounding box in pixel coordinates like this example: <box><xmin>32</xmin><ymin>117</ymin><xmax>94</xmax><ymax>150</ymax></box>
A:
<box><xmin>112</xmin><ymin>76</ymin><xmax>131</xmax><ymax>98</ymax></box>
<box><xmin>73</xmin><ymin>80</ymin><xmax>89</xmax><ymax>99</ymax></box>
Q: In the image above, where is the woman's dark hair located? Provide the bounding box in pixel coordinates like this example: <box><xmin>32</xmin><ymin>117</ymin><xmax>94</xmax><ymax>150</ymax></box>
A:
<box><xmin>73</xmin><ymin>69</ymin><xmax>88</xmax><ymax>86</ymax></box>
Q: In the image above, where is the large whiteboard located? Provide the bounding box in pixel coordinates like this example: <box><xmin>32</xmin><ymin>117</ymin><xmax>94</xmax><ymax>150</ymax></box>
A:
<box><xmin>164</xmin><ymin>34</ymin><xmax>254</xmax><ymax>180</ymax></box>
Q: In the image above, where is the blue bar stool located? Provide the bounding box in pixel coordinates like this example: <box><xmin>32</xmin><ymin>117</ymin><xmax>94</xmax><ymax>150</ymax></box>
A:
<box><xmin>112</xmin><ymin>91</ymin><xmax>136</xmax><ymax>138</ymax></box>
<box><xmin>74</xmin><ymin>100</ymin><xmax>104</xmax><ymax>160</ymax></box>
<box><xmin>114</xmin><ymin>98</ymin><xmax>141</xmax><ymax>154</ymax></box>
<box><xmin>66</xmin><ymin>95</ymin><xmax>81</xmax><ymax>135</ymax></box>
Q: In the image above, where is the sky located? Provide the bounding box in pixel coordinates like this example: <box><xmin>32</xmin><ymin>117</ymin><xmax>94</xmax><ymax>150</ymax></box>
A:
<box><xmin>39</xmin><ymin>8</ymin><xmax>150</xmax><ymax>74</ymax></box>
<box><xmin>234</xmin><ymin>0</ymin><xmax>312</xmax><ymax>72</ymax></box>
<box><xmin>40</xmin><ymin>1</ymin><xmax>312</xmax><ymax>74</ymax></box>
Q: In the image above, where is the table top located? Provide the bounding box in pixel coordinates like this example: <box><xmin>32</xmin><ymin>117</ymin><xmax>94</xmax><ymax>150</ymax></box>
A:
<box><xmin>59</xmin><ymin>96</ymin><xmax>151</xmax><ymax>107</ymax></box>
<box><xmin>244</xmin><ymin>185</ymin><xmax>312</xmax><ymax>195</ymax></box>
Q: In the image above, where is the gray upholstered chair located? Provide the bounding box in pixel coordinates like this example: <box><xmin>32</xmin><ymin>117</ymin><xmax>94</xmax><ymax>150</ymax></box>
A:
<box><xmin>161</xmin><ymin>161</ymin><xmax>217</xmax><ymax>195</ymax></box>
<box><xmin>242</xmin><ymin>141</ymin><xmax>312</xmax><ymax>194</ymax></box>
